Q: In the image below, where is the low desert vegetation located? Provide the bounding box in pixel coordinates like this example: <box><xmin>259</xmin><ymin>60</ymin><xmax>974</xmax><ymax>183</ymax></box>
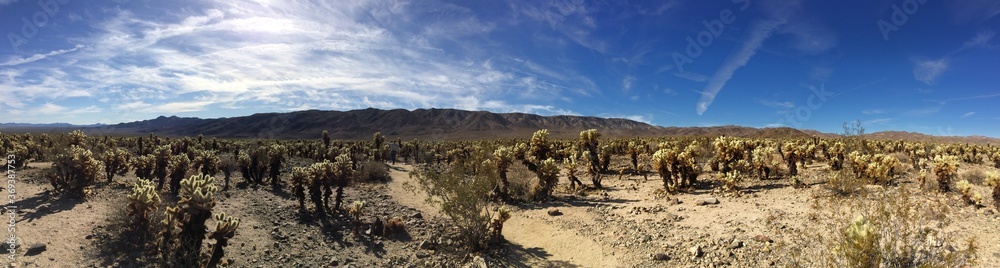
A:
<box><xmin>3</xmin><ymin>122</ymin><xmax>999</xmax><ymax>265</ymax></box>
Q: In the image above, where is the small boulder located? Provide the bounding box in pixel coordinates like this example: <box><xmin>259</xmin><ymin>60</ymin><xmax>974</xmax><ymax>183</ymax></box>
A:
<box><xmin>753</xmin><ymin>235</ymin><xmax>773</xmax><ymax>243</ymax></box>
<box><xmin>728</xmin><ymin>240</ymin><xmax>743</xmax><ymax>250</ymax></box>
<box><xmin>689</xmin><ymin>245</ymin><xmax>703</xmax><ymax>257</ymax></box>
<box><xmin>695</xmin><ymin>197</ymin><xmax>719</xmax><ymax>206</ymax></box>
<box><xmin>419</xmin><ymin>240</ymin><xmax>435</xmax><ymax>250</ymax></box>
<box><xmin>653</xmin><ymin>253</ymin><xmax>670</xmax><ymax>261</ymax></box>
<box><xmin>547</xmin><ymin>208</ymin><xmax>562</xmax><ymax>216</ymax></box>
<box><xmin>26</xmin><ymin>243</ymin><xmax>46</xmax><ymax>256</ymax></box>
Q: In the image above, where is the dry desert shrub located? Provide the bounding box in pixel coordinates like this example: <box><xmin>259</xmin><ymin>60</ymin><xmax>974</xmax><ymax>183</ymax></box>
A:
<box><xmin>825</xmin><ymin>169</ymin><xmax>867</xmax><ymax>197</ymax></box>
<box><xmin>958</xmin><ymin>167</ymin><xmax>988</xmax><ymax>185</ymax></box>
<box><xmin>505</xmin><ymin>162</ymin><xmax>536</xmax><ymax>202</ymax></box>
<box><xmin>783</xmin><ymin>187</ymin><xmax>976</xmax><ymax>267</ymax></box>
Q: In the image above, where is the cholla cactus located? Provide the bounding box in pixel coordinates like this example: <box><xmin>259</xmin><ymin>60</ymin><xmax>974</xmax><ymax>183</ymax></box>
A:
<box><xmin>127</xmin><ymin>179</ymin><xmax>160</xmax><ymax>232</ymax></box>
<box><xmin>529</xmin><ymin>129</ymin><xmax>550</xmax><ymax>161</ymax></box>
<box><xmin>331</xmin><ymin>153</ymin><xmax>354</xmax><ymax>211</ymax></box>
<box><xmin>132</xmin><ymin>155</ymin><xmax>155</xmax><ymax>181</ymax></box>
<box><xmin>50</xmin><ymin>145</ymin><xmax>104</xmax><ymax>198</ymax></box>
<box><xmin>161</xmin><ymin>173</ymin><xmax>218</xmax><ymax>267</ymax></box>
<box><xmin>153</xmin><ymin>145</ymin><xmax>173</xmax><ymax>189</ymax></box>
<box><xmin>721</xmin><ymin>171</ymin><xmax>741</xmax><ymax>192</ymax></box>
<box><xmin>168</xmin><ymin>154</ymin><xmax>192</xmax><ymax>195</ymax></box>
<box><xmin>782</xmin><ymin>142</ymin><xmax>805</xmax><ymax>176</ymax></box>
<box><xmin>205</xmin><ymin>212</ymin><xmax>239</xmax><ymax>267</ymax></box>
<box><xmin>838</xmin><ymin>215</ymin><xmax>878</xmax><ymax>267</ymax></box>
<box><xmin>535</xmin><ymin>158</ymin><xmax>560</xmax><ymax>199</ymax></box>
<box><xmin>103</xmin><ymin>148</ymin><xmax>131</xmax><ymax>183</ymax></box>
<box><xmin>955</xmin><ymin>180</ymin><xmax>981</xmax><ymax>206</ymax></box>
<box><xmin>563</xmin><ymin>156</ymin><xmax>584</xmax><ymax>189</ymax></box>
<box><xmin>290</xmin><ymin>166</ymin><xmax>310</xmax><ymax>210</ymax></box>
<box><xmin>67</xmin><ymin>129</ymin><xmax>87</xmax><ymax>147</ymax></box>
<box><xmin>847</xmin><ymin>152</ymin><xmax>901</xmax><ymax>185</ymax></box>
<box><xmin>308</xmin><ymin>160</ymin><xmax>336</xmax><ymax>214</ymax></box>
<box><xmin>984</xmin><ymin>171</ymin><xmax>1000</xmax><ymax>210</ymax></box>
<box><xmin>488</xmin><ymin>205</ymin><xmax>511</xmax><ymax>244</ymax></box>
<box><xmin>348</xmin><ymin>200</ymin><xmax>366</xmax><ymax>234</ymax></box>
<box><xmin>266</xmin><ymin>144</ymin><xmax>287</xmax><ymax>186</ymax></box>
<box><xmin>7</xmin><ymin>142</ymin><xmax>30</xmax><ymax>168</ymax></box>
<box><xmin>579</xmin><ymin>129</ymin><xmax>602</xmax><ymax>188</ymax></box>
<box><xmin>933</xmin><ymin>155</ymin><xmax>960</xmax><ymax>192</ymax></box>
<box><xmin>652</xmin><ymin>147</ymin><xmax>678</xmax><ymax>192</ymax></box>
<box><xmin>493</xmin><ymin>146</ymin><xmax>515</xmax><ymax>199</ymax></box>
<box><xmin>192</xmin><ymin>150</ymin><xmax>221</xmax><ymax>177</ymax></box>
<box><xmin>828</xmin><ymin>142</ymin><xmax>846</xmax><ymax>170</ymax></box>
<box><xmin>990</xmin><ymin>152</ymin><xmax>1000</xmax><ymax>169</ymax></box>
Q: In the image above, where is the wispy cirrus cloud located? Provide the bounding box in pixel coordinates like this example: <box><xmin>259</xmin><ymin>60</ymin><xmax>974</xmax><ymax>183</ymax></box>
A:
<box><xmin>912</xmin><ymin>58</ymin><xmax>949</xmax><ymax>85</ymax></box>
<box><xmin>2</xmin><ymin>0</ymin><xmax>599</xmax><ymax>122</ymax></box>
<box><xmin>755</xmin><ymin>99</ymin><xmax>795</xmax><ymax>109</ymax></box>
<box><xmin>862</xmin><ymin>109</ymin><xmax>886</xmax><ymax>115</ymax></box>
<box><xmin>961</xmin><ymin>112</ymin><xmax>976</xmax><ymax>118</ymax></box>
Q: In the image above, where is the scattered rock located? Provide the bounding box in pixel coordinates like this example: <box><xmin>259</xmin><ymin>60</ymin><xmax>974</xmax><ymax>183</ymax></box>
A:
<box><xmin>419</xmin><ymin>240</ymin><xmax>435</xmax><ymax>250</ymax></box>
<box><xmin>695</xmin><ymin>198</ymin><xmax>719</xmax><ymax>206</ymax></box>
<box><xmin>0</xmin><ymin>238</ymin><xmax>21</xmax><ymax>253</ymax></box>
<box><xmin>415</xmin><ymin>251</ymin><xmax>431</xmax><ymax>259</ymax></box>
<box><xmin>653</xmin><ymin>252</ymin><xmax>670</xmax><ymax>261</ymax></box>
<box><xmin>410</xmin><ymin>212</ymin><xmax>423</xmax><ymax>219</ymax></box>
<box><xmin>754</xmin><ymin>235</ymin><xmax>772</xmax><ymax>243</ymax></box>
<box><xmin>728</xmin><ymin>240</ymin><xmax>743</xmax><ymax>250</ymax></box>
<box><xmin>689</xmin><ymin>245</ymin><xmax>703</xmax><ymax>258</ymax></box>
<box><xmin>465</xmin><ymin>255</ymin><xmax>487</xmax><ymax>268</ymax></box>
<box><xmin>25</xmin><ymin>243</ymin><xmax>46</xmax><ymax>256</ymax></box>
<box><xmin>329</xmin><ymin>256</ymin><xmax>339</xmax><ymax>266</ymax></box>
<box><xmin>547</xmin><ymin>208</ymin><xmax>563</xmax><ymax>216</ymax></box>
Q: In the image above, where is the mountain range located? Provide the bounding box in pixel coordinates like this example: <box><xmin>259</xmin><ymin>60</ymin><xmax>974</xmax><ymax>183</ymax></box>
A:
<box><xmin>2</xmin><ymin>108</ymin><xmax>998</xmax><ymax>143</ymax></box>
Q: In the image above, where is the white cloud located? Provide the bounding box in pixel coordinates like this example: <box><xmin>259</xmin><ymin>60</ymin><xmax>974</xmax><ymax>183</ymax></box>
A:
<box><xmin>961</xmin><ymin>112</ymin><xmax>975</xmax><ymax>118</ymax></box>
<box><xmin>913</xmin><ymin>58</ymin><xmax>949</xmax><ymax>85</ymax></box>
<box><xmin>696</xmin><ymin>18</ymin><xmax>784</xmax><ymax>115</ymax></box>
<box><xmin>1</xmin><ymin>0</ymin><xmax>597</xmax><ymax>123</ymax></box>
<box><xmin>961</xmin><ymin>30</ymin><xmax>995</xmax><ymax>50</ymax></box>
<box><xmin>622</xmin><ymin>75</ymin><xmax>636</xmax><ymax>92</ymax></box>
<box><xmin>756</xmin><ymin>99</ymin><xmax>795</xmax><ymax>109</ymax></box>
<box><xmin>0</xmin><ymin>45</ymin><xmax>85</xmax><ymax>67</ymax></box>
<box><xmin>674</xmin><ymin>71</ymin><xmax>709</xmax><ymax>82</ymax></box>
<box><xmin>38</xmin><ymin>103</ymin><xmax>67</xmax><ymax>115</ymax></box>
<box><xmin>864</xmin><ymin>118</ymin><xmax>893</xmax><ymax>125</ymax></box>
<box><xmin>862</xmin><ymin>109</ymin><xmax>886</xmax><ymax>115</ymax></box>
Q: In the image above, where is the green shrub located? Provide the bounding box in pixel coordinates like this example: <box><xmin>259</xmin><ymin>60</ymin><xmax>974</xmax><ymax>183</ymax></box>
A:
<box><xmin>357</xmin><ymin>160</ymin><xmax>389</xmax><ymax>182</ymax></box>
<box><xmin>410</xmin><ymin>155</ymin><xmax>504</xmax><ymax>251</ymax></box>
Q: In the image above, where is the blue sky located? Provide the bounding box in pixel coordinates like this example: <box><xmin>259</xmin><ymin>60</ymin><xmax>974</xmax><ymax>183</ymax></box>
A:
<box><xmin>1</xmin><ymin>0</ymin><xmax>998</xmax><ymax>137</ymax></box>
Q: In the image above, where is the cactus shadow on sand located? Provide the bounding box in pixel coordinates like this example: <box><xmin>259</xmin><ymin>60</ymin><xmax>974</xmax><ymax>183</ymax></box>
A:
<box><xmin>14</xmin><ymin>189</ymin><xmax>86</xmax><ymax>223</ymax></box>
<box><xmin>490</xmin><ymin>241</ymin><xmax>577</xmax><ymax>268</ymax></box>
